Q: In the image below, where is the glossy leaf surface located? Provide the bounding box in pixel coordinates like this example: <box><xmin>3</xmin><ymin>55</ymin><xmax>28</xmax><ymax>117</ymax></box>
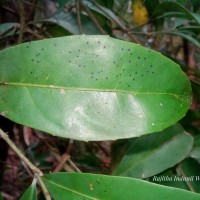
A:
<box><xmin>113</xmin><ymin>124</ymin><xmax>193</xmax><ymax>178</ymax></box>
<box><xmin>0</xmin><ymin>35</ymin><xmax>191</xmax><ymax>141</ymax></box>
<box><xmin>42</xmin><ymin>172</ymin><xmax>200</xmax><ymax>200</ymax></box>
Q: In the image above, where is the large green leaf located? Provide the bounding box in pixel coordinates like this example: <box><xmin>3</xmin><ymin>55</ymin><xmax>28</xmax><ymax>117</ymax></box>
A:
<box><xmin>42</xmin><ymin>172</ymin><xmax>200</xmax><ymax>200</ymax></box>
<box><xmin>113</xmin><ymin>124</ymin><xmax>193</xmax><ymax>178</ymax></box>
<box><xmin>20</xmin><ymin>178</ymin><xmax>37</xmax><ymax>200</ymax></box>
<box><xmin>0</xmin><ymin>35</ymin><xmax>191</xmax><ymax>141</ymax></box>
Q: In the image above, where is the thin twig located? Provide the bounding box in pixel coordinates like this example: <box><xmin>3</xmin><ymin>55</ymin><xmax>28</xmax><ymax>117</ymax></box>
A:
<box><xmin>17</xmin><ymin>0</ymin><xmax>25</xmax><ymax>44</ymax></box>
<box><xmin>36</xmin><ymin>174</ymin><xmax>52</xmax><ymax>200</ymax></box>
<box><xmin>93</xmin><ymin>142</ymin><xmax>109</xmax><ymax>157</ymax></box>
<box><xmin>81</xmin><ymin>2</ymin><xmax>106</xmax><ymax>34</ymax></box>
<box><xmin>66</xmin><ymin>139</ymin><xmax>74</xmax><ymax>154</ymax></box>
<box><xmin>68</xmin><ymin>158</ymin><xmax>81</xmax><ymax>172</ymax></box>
<box><xmin>2</xmin><ymin>6</ymin><xmax>17</xmax><ymax>15</ymax></box>
<box><xmin>25</xmin><ymin>0</ymin><xmax>36</xmax><ymax>21</ymax></box>
<box><xmin>76</xmin><ymin>0</ymin><xmax>83</xmax><ymax>34</ymax></box>
<box><xmin>51</xmin><ymin>151</ymin><xmax>74</xmax><ymax>172</ymax></box>
<box><xmin>91</xmin><ymin>0</ymin><xmax>140</xmax><ymax>43</ymax></box>
<box><xmin>25</xmin><ymin>27</ymin><xmax>45</xmax><ymax>39</ymax></box>
<box><xmin>54</xmin><ymin>153</ymin><xmax>70</xmax><ymax>172</ymax></box>
<box><xmin>91</xmin><ymin>0</ymin><xmax>127</xmax><ymax>30</ymax></box>
<box><xmin>54</xmin><ymin>139</ymin><xmax>74</xmax><ymax>172</ymax></box>
<box><xmin>0</xmin><ymin>129</ymin><xmax>52</xmax><ymax>200</ymax></box>
<box><xmin>0</xmin><ymin>129</ymin><xmax>42</xmax><ymax>176</ymax></box>
<box><xmin>178</xmin><ymin>164</ymin><xmax>195</xmax><ymax>192</ymax></box>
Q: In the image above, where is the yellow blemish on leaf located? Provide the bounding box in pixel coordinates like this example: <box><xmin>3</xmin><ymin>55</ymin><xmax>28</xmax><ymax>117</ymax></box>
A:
<box><xmin>89</xmin><ymin>183</ymin><xmax>94</xmax><ymax>191</ymax></box>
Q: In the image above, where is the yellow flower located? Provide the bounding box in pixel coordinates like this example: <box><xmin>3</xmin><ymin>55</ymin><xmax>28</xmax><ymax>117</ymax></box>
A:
<box><xmin>132</xmin><ymin>0</ymin><xmax>149</xmax><ymax>25</ymax></box>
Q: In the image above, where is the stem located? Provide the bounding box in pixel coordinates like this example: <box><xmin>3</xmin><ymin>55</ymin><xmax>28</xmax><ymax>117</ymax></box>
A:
<box><xmin>81</xmin><ymin>2</ymin><xmax>106</xmax><ymax>34</ymax></box>
<box><xmin>178</xmin><ymin>164</ymin><xmax>195</xmax><ymax>192</ymax></box>
<box><xmin>76</xmin><ymin>0</ymin><xmax>83</xmax><ymax>34</ymax></box>
<box><xmin>0</xmin><ymin>129</ymin><xmax>42</xmax><ymax>176</ymax></box>
<box><xmin>17</xmin><ymin>0</ymin><xmax>25</xmax><ymax>44</ymax></box>
<box><xmin>36</xmin><ymin>174</ymin><xmax>52</xmax><ymax>200</ymax></box>
<box><xmin>0</xmin><ymin>129</ymin><xmax>51</xmax><ymax>199</ymax></box>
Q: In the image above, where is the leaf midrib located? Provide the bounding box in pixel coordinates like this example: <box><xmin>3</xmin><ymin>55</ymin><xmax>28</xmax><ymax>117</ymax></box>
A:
<box><xmin>0</xmin><ymin>82</ymin><xmax>190</xmax><ymax>98</ymax></box>
<box><xmin>42</xmin><ymin>178</ymin><xmax>99</xmax><ymax>200</ymax></box>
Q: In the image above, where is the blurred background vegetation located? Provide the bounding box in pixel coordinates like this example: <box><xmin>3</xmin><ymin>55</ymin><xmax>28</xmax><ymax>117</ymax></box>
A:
<box><xmin>0</xmin><ymin>0</ymin><xmax>200</xmax><ymax>199</ymax></box>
